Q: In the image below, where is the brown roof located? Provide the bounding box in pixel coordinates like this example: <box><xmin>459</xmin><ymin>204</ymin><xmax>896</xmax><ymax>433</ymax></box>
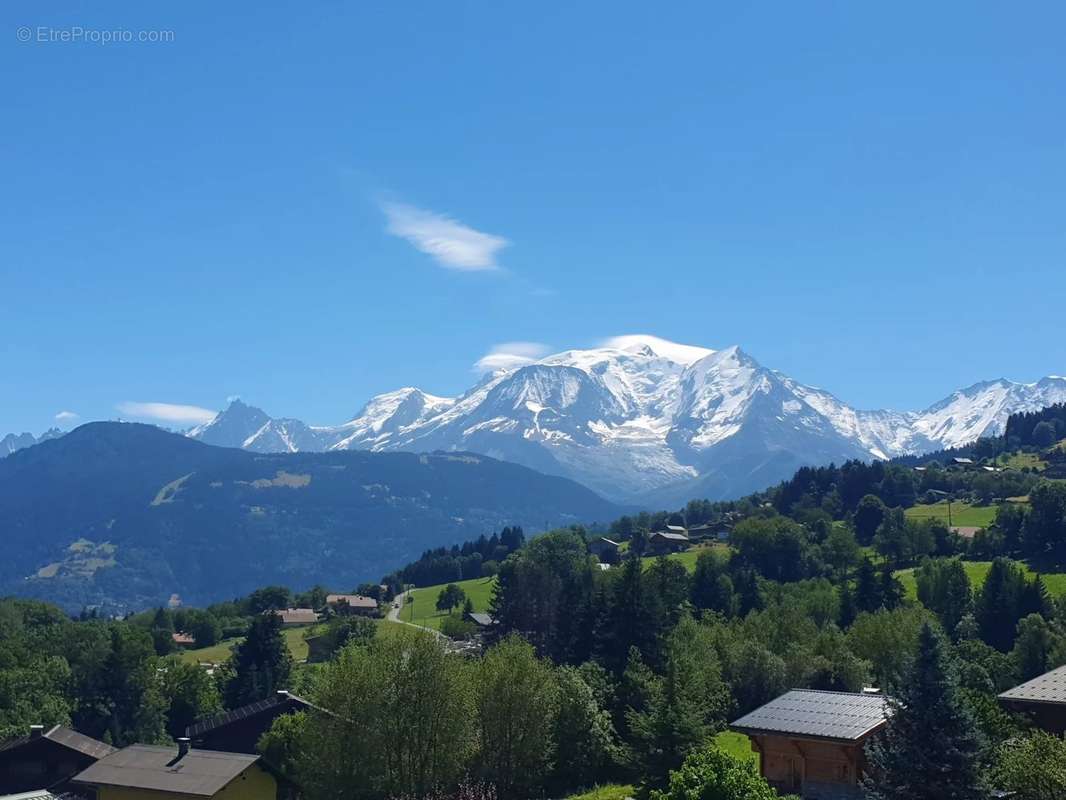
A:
<box><xmin>73</xmin><ymin>745</ymin><xmax>260</xmax><ymax>797</ymax></box>
<box><xmin>172</xmin><ymin>632</ymin><xmax>196</xmax><ymax>645</ymax></box>
<box><xmin>0</xmin><ymin>725</ymin><xmax>115</xmax><ymax>761</ymax></box>
<box><xmin>950</xmin><ymin>526</ymin><xmax>982</xmax><ymax>539</ymax></box>
<box><xmin>274</xmin><ymin>608</ymin><xmax>319</xmax><ymax>624</ymax></box>
<box><xmin>326</xmin><ymin>594</ymin><xmax>377</xmax><ymax>609</ymax></box>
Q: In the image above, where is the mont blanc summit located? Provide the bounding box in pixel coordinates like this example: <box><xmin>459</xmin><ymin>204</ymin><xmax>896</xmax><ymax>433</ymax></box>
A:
<box><xmin>185</xmin><ymin>336</ymin><xmax>1066</xmax><ymax>504</ymax></box>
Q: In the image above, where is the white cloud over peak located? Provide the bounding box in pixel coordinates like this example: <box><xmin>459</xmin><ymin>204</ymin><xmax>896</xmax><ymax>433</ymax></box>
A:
<box><xmin>116</xmin><ymin>401</ymin><xmax>217</xmax><ymax>425</ymax></box>
<box><xmin>475</xmin><ymin>341</ymin><xmax>551</xmax><ymax>373</ymax></box>
<box><xmin>54</xmin><ymin>410</ymin><xmax>79</xmax><ymax>422</ymax></box>
<box><xmin>382</xmin><ymin>201</ymin><xmax>509</xmax><ymax>271</ymax></box>
<box><xmin>599</xmin><ymin>334</ymin><xmax>715</xmax><ymax>366</ymax></box>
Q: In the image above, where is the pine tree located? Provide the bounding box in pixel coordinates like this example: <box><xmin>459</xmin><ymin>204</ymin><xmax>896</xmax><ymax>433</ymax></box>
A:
<box><xmin>863</xmin><ymin>623</ymin><xmax>986</xmax><ymax>800</ymax></box>
<box><xmin>855</xmin><ymin>558</ymin><xmax>882</xmax><ymax>613</ymax></box>
<box><xmin>224</xmin><ymin>612</ymin><xmax>292</xmax><ymax>708</ymax></box>
<box><xmin>838</xmin><ymin>581</ymin><xmax>857</xmax><ymax>629</ymax></box>
<box><xmin>879</xmin><ymin>563</ymin><xmax>904</xmax><ymax>611</ymax></box>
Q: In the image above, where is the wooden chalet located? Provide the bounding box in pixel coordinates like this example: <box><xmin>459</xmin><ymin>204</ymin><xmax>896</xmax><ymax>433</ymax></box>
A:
<box><xmin>999</xmin><ymin>664</ymin><xmax>1066</xmax><ymax>734</ymax></box>
<box><xmin>0</xmin><ymin>725</ymin><xmax>115</xmax><ymax>796</ymax></box>
<box><xmin>187</xmin><ymin>691</ymin><xmax>315</xmax><ymax>755</ymax></box>
<box><xmin>272</xmin><ymin>608</ymin><xmax>318</xmax><ymax>627</ymax></box>
<box><xmin>730</xmin><ymin>689</ymin><xmax>890</xmax><ymax>799</ymax></box>
<box><xmin>588</xmin><ymin>537</ymin><xmax>621</xmax><ymax>562</ymax></box>
<box><xmin>325</xmin><ymin>594</ymin><xmax>378</xmax><ymax>617</ymax></box>
<box><xmin>648</xmin><ymin>531</ymin><xmax>689</xmax><ymax>554</ymax></box>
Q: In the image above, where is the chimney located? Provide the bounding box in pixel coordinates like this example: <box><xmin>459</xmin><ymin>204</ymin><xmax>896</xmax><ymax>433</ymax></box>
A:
<box><xmin>276</xmin><ymin>689</ymin><xmax>289</xmax><ymax>700</ymax></box>
<box><xmin>29</xmin><ymin>725</ymin><xmax>44</xmax><ymax>739</ymax></box>
<box><xmin>177</xmin><ymin>737</ymin><xmax>191</xmax><ymax>759</ymax></box>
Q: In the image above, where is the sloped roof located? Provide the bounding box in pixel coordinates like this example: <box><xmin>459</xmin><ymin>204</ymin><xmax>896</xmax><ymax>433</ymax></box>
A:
<box><xmin>0</xmin><ymin>791</ymin><xmax>58</xmax><ymax>800</ymax></box>
<box><xmin>731</xmin><ymin>690</ymin><xmax>890</xmax><ymax>742</ymax></box>
<box><xmin>1000</xmin><ymin>664</ymin><xmax>1066</xmax><ymax>705</ymax></box>
<box><xmin>0</xmin><ymin>725</ymin><xmax>115</xmax><ymax>760</ymax></box>
<box><xmin>326</xmin><ymin>594</ymin><xmax>377</xmax><ymax>609</ymax></box>
<box><xmin>187</xmin><ymin>691</ymin><xmax>313</xmax><ymax>738</ymax></box>
<box><xmin>466</xmin><ymin>613</ymin><xmax>495</xmax><ymax>627</ymax></box>
<box><xmin>651</xmin><ymin>531</ymin><xmax>689</xmax><ymax>542</ymax></box>
<box><xmin>274</xmin><ymin>608</ymin><xmax>318</xmax><ymax>624</ymax></box>
<box><xmin>73</xmin><ymin>745</ymin><xmax>259</xmax><ymax>797</ymax></box>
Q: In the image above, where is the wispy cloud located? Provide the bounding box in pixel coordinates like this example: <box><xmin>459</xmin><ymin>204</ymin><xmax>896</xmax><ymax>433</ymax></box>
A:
<box><xmin>382</xmin><ymin>201</ymin><xmax>509</xmax><ymax>271</ymax></box>
<box><xmin>54</xmin><ymin>410</ymin><xmax>79</xmax><ymax>423</ymax></box>
<box><xmin>116</xmin><ymin>401</ymin><xmax>217</xmax><ymax>425</ymax></box>
<box><xmin>475</xmin><ymin>342</ymin><xmax>551</xmax><ymax>373</ymax></box>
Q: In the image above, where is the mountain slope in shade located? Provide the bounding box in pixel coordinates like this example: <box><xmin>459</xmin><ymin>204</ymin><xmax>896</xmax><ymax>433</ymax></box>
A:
<box><xmin>0</xmin><ymin>422</ymin><xmax>623</xmax><ymax>612</ymax></box>
<box><xmin>187</xmin><ymin>338</ymin><xmax>1065</xmax><ymax>504</ymax></box>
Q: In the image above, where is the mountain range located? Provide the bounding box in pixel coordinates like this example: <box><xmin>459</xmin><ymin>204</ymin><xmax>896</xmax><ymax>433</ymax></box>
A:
<box><xmin>1</xmin><ymin>427</ymin><xmax>64</xmax><ymax>457</ymax></box>
<box><xmin>0</xmin><ymin>422</ymin><xmax>622</xmax><ymax>612</ymax></box>
<box><xmin>184</xmin><ymin>337</ymin><xmax>1066</xmax><ymax>506</ymax></box>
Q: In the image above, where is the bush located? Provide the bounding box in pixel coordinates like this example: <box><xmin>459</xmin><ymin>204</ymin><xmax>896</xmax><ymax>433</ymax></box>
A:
<box><xmin>650</xmin><ymin>745</ymin><xmax>790</xmax><ymax>800</ymax></box>
<box><xmin>440</xmin><ymin>615</ymin><xmax>476</xmax><ymax>640</ymax></box>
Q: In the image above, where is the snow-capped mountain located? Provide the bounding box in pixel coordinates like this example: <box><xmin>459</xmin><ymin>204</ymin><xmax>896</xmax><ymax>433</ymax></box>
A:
<box><xmin>186</xmin><ymin>337</ymin><xmax>1066</xmax><ymax>504</ymax></box>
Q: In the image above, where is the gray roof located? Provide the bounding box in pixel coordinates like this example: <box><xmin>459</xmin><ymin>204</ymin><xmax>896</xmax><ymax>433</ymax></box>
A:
<box><xmin>0</xmin><ymin>725</ymin><xmax>115</xmax><ymax>760</ymax></box>
<box><xmin>0</xmin><ymin>791</ymin><xmax>58</xmax><ymax>800</ymax></box>
<box><xmin>730</xmin><ymin>690</ymin><xmax>890</xmax><ymax>742</ymax></box>
<box><xmin>73</xmin><ymin>745</ymin><xmax>260</xmax><ymax>797</ymax></box>
<box><xmin>466</xmin><ymin>612</ymin><xmax>495</xmax><ymax>626</ymax></box>
<box><xmin>1000</xmin><ymin>664</ymin><xmax>1066</xmax><ymax>705</ymax></box>
<box><xmin>651</xmin><ymin>531</ymin><xmax>690</xmax><ymax>542</ymax></box>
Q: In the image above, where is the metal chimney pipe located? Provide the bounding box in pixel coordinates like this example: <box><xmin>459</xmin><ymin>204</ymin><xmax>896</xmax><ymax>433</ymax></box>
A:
<box><xmin>177</xmin><ymin>737</ymin><xmax>191</xmax><ymax>759</ymax></box>
<box><xmin>29</xmin><ymin>725</ymin><xmax>44</xmax><ymax>739</ymax></box>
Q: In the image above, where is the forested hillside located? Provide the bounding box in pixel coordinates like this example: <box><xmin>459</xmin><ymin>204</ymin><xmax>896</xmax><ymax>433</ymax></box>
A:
<box><xmin>0</xmin><ymin>423</ymin><xmax>621</xmax><ymax>612</ymax></box>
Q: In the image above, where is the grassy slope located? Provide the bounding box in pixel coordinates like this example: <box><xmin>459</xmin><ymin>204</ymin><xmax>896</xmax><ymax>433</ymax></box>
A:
<box><xmin>904</xmin><ymin>501</ymin><xmax>997</xmax><ymax>528</ymax></box>
<box><xmin>401</xmin><ymin>576</ymin><xmax>497</xmax><ymax>630</ymax></box>
<box><xmin>179</xmin><ymin>624</ymin><xmax>316</xmax><ymax>664</ymax></box>
<box><xmin>896</xmin><ymin>561</ymin><xmax>1066</xmax><ymax>600</ymax></box>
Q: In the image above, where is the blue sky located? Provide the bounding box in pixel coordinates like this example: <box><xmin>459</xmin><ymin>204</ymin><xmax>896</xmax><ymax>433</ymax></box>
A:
<box><xmin>3</xmin><ymin>1</ymin><xmax>1065</xmax><ymax>434</ymax></box>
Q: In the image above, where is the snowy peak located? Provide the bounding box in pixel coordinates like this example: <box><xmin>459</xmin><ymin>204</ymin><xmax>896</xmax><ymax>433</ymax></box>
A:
<box><xmin>187</xmin><ymin>399</ymin><xmax>272</xmax><ymax>449</ymax></box>
<box><xmin>600</xmin><ymin>334</ymin><xmax>715</xmax><ymax>366</ymax></box>
<box><xmin>180</xmin><ymin>336</ymin><xmax>1064</xmax><ymax>504</ymax></box>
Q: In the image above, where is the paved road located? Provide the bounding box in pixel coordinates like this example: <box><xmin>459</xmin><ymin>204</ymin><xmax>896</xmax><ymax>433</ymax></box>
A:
<box><xmin>385</xmin><ymin>591</ymin><xmax>445</xmax><ymax>639</ymax></box>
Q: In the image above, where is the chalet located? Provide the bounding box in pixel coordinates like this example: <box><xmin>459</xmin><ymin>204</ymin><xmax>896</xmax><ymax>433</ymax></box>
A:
<box><xmin>188</xmin><ymin>690</ymin><xmax>315</xmax><ymax>754</ymax></box>
<box><xmin>172</xmin><ymin>631</ymin><xmax>196</xmax><ymax>646</ymax></box>
<box><xmin>73</xmin><ymin>741</ymin><xmax>275</xmax><ymax>800</ymax></box>
<box><xmin>950</xmin><ymin>457</ymin><xmax>976</xmax><ymax>470</ymax></box>
<box><xmin>588</xmin><ymin>537</ymin><xmax>621</xmax><ymax>561</ymax></box>
<box><xmin>0</xmin><ymin>725</ymin><xmax>115</xmax><ymax>795</ymax></box>
<box><xmin>949</xmin><ymin>526</ymin><xmax>982</xmax><ymax>540</ymax></box>
<box><xmin>648</xmin><ymin>531</ymin><xmax>689</xmax><ymax>554</ymax></box>
<box><xmin>325</xmin><ymin>594</ymin><xmax>378</xmax><ymax>617</ymax></box>
<box><xmin>273</xmin><ymin>608</ymin><xmax>318</xmax><ymax>627</ymax></box>
<box><xmin>464</xmin><ymin>612</ymin><xmax>495</xmax><ymax>628</ymax></box>
<box><xmin>730</xmin><ymin>689</ymin><xmax>890</xmax><ymax>799</ymax></box>
<box><xmin>999</xmin><ymin>664</ymin><xmax>1066</xmax><ymax>734</ymax></box>
<box><xmin>679</xmin><ymin>523</ymin><xmax>705</xmax><ymax>540</ymax></box>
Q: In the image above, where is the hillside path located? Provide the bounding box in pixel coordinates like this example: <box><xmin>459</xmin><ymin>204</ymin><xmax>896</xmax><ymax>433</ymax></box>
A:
<box><xmin>385</xmin><ymin>591</ymin><xmax>445</xmax><ymax>640</ymax></box>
